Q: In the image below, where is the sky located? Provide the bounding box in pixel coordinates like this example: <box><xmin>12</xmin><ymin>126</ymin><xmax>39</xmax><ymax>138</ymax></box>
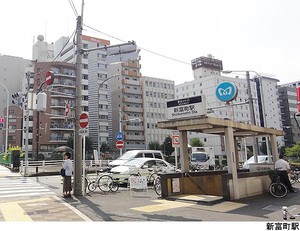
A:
<box><xmin>1</xmin><ymin>0</ymin><xmax>299</xmax><ymax>85</ymax></box>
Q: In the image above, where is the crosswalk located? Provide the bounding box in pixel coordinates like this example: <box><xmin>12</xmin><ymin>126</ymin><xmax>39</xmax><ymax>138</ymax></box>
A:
<box><xmin>0</xmin><ymin>177</ymin><xmax>55</xmax><ymax>199</ymax></box>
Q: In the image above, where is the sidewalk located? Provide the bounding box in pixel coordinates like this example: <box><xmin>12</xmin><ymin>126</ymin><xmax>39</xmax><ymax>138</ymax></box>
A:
<box><xmin>0</xmin><ymin>165</ymin><xmax>91</xmax><ymax>222</ymax></box>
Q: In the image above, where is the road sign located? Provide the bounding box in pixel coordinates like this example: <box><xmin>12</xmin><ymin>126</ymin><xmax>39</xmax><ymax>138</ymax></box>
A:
<box><xmin>45</xmin><ymin>71</ymin><xmax>54</xmax><ymax>85</ymax></box>
<box><xmin>79</xmin><ymin>128</ymin><xmax>89</xmax><ymax>136</ymax></box>
<box><xmin>215</xmin><ymin>82</ymin><xmax>238</xmax><ymax>102</ymax></box>
<box><xmin>116</xmin><ymin>132</ymin><xmax>124</xmax><ymax>141</ymax></box>
<box><xmin>0</xmin><ymin>117</ymin><xmax>4</xmax><ymax>123</ymax></box>
<box><xmin>172</xmin><ymin>135</ymin><xmax>180</xmax><ymax>147</ymax></box>
<box><xmin>79</xmin><ymin>112</ymin><xmax>89</xmax><ymax>128</ymax></box>
<box><xmin>116</xmin><ymin>140</ymin><xmax>124</xmax><ymax>149</ymax></box>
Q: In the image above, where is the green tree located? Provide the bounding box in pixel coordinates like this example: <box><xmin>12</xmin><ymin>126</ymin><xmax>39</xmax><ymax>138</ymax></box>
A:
<box><xmin>190</xmin><ymin>137</ymin><xmax>204</xmax><ymax>147</ymax></box>
<box><xmin>100</xmin><ymin>142</ymin><xmax>110</xmax><ymax>153</ymax></box>
<box><xmin>148</xmin><ymin>141</ymin><xmax>160</xmax><ymax>150</ymax></box>
<box><xmin>161</xmin><ymin>136</ymin><xmax>174</xmax><ymax>156</ymax></box>
<box><xmin>285</xmin><ymin>142</ymin><xmax>300</xmax><ymax>161</ymax></box>
<box><xmin>66</xmin><ymin>135</ymin><xmax>93</xmax><ymax>156</ymax></box>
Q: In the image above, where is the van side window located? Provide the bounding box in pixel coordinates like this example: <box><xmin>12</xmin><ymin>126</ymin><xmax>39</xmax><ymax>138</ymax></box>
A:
<box><xmin>135</xmin><ymin>153</ymin><xmax>143</xmax><ymax>158</ymax></box>
<box><xmin>154</xmin><ymin>153</ymin><xmax>162</xmax><ymax>159</ymax></box>
<box><xmin>144</xmin><ymin>153</ymin><xmax>153</xmax><ymax>158</ymax></box>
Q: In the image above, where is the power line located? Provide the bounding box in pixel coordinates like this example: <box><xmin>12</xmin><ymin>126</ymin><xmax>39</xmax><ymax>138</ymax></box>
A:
<box><xmin>68</xmin><ymin>0</ymin><xmax>79</xmax><ymax>17</ymax></box>
<box><xmin>83</xmin><ymin>24</ymin><xmax>190</xmax><ymax>66</ymax></box>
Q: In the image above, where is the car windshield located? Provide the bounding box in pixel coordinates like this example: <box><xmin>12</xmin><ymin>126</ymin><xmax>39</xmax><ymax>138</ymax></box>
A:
<box><xmin>190</xmin><ymin>153</ymin><xmax>207</xmax><ymax>162</ymax></box>
<box><xmin>118</xmin><ymin>151</ymin><xmax>139</xmax><ymax>160</ymax></box>
<box><xmin>247</xmin><ymin>156</ymin><xmax>269</xmax><ymax>163</ymax></box>
<box><xmin>123</xmin><ymin>158</ymin><xmax>146</xmax><ymax>167</ymax></box>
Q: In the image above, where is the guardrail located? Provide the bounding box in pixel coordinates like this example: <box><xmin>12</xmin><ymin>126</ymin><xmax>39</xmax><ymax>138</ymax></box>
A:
<box><xmin>19</xmin><ymin>159</ymin><xmax>111</xmax><ymax>176</ymax></box>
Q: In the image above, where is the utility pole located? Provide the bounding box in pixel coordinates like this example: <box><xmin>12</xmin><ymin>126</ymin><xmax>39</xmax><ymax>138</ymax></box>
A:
<box><xmin>74</xmin><ymin>1</ymin><xmax>84</xmax><ymax>196</ymax></box>
<box><xmin>246</xmin><ymin>71</ymin><xmax>259</xmax><ymax>163</ymax></box>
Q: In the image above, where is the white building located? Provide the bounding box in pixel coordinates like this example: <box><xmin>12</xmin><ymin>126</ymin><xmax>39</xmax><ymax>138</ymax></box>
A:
<box><xmin>142</xmin><ymin>76</ymin><xmax>175</xmax><ymax>146</ymax></box>
<box><xmin>175</xmin><ymin>55</ymin><xmax>260</xmax><ymax>156</ymax></box>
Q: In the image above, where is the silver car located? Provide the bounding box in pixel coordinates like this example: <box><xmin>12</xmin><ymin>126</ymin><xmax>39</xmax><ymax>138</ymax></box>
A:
<box><xmin>110</xmin><ymin>158</ymin><xmax>176</xmax><ymax>183</ymax></box>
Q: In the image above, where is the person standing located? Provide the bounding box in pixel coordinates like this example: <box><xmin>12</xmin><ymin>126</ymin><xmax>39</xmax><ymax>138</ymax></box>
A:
<box><xmin>275</xmin><ymin>154</ymin><xmax>297</xmax><ymax>193</ymax></box>
<box><xmin>63</xmin><ymin>152</ymin><xmax>72</xmax><ymax>198</ymax></box>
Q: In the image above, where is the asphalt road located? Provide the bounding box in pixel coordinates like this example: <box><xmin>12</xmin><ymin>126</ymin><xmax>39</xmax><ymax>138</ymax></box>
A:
<box><xmin>31</xmin><ymin>175</ymin><xmax>300</xmax><ymax>223</ymax></box>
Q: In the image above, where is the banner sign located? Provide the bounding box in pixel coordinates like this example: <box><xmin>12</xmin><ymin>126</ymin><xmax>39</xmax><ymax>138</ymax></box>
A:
<box><xmin>166</xmin><ymin>95</ymin><xmax>207</xmax><ymax>120</ymax></box>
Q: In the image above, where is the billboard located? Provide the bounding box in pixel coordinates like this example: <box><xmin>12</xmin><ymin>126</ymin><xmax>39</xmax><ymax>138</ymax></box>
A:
<box><xmin>166</xmin><ymin>95</ymin><xmax>207</xmax><ymax>120</ymax></box>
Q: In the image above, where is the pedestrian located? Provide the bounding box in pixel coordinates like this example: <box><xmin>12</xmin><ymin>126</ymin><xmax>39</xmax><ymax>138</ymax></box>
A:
<box><xmin>62</xmin><ymin>152</ymin><xmax>72</xmax><ymax>198</ymax></box>
<box><xmin>274</xmin><ymin>153</ymin><xmax>297</xmax><ymax>193</ymax></box>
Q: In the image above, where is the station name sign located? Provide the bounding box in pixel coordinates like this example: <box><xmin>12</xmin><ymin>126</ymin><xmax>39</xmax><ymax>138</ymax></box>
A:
<box><xmin>166</xmin><ymin>95</ymin><xmax>207</xmax><ymax>120</ymax></box>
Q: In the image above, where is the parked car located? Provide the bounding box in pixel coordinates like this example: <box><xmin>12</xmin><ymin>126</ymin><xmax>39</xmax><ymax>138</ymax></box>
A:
<box><xmin>110</xmin><ymin>158</ymin><xmax>176</xmax><ymax>184</ymax></box>
<box><xmin>108</xmin><ymin>150</ymin><xmax>165</xmax><ymax>168</ymax></box>
<box><xmin>242</xmin><ymin>155</ymin><xmax>273</xmax><ymax>169</ymax></box>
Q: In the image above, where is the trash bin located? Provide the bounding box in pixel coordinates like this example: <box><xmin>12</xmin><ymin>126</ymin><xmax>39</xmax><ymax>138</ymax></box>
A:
<box><xmin>12</xmin><ymin>150</ymin><xmax>20</xmax><ymax>171</ymax></box>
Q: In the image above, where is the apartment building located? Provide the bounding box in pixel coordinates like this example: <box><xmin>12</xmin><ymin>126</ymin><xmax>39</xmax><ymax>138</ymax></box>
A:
<box><xmin>142</xmin><ymin>76</ymin><xmax>175</xmax><ymax>146</ymax></box>
<box><xmin>278</xmin><ymin>81</ymin><xmax>300</xmax><ymax>147</ymax></box>
<box><xmin>110</xmin><ymin>60</ymin><xmax>145</xmax><ymax>154</ymax></box>
<box><xmin>55</xmin><ymin>35</ymin><xmax>111</xmax><ymax>152</ymax></box>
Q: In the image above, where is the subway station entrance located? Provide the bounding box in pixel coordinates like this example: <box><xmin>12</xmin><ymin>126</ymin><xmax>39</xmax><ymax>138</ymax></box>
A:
<box><xmin>157</xmin><ymin>115</ymin><xmax>284</xmax><ymax>201</ymax></box>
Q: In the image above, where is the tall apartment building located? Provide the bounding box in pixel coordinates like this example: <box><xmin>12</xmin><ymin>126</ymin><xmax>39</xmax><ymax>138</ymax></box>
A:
<box><xmin>0</xmin><ymin>55</ymin><xmax>31</xmax><ymax>151</ymax></box>
<box><xmin>175</xmin><ymin>55</ymin><xmax>260</xmax><ymax>156</ymax></box>
<box><xmin>24</xmin><ymin>62</ymin><xmax>76</xmax><ymax>156</ymax></box>
<box><xmin>254</xmin><ymin>76</ymin><xmax>284</xmax><ymax>147</ymax></box>
<box><xmin>55</xmin><ymin>35</ymin><xmax>111</xmax><ymax>152</ymax></box>
<box><xmin>278</xmin><ymin>81</ymin><xmax>300</xmax><ymax>147</ymax></box>
<box><xmin>110</xmin><ymin>60</ymin><xmax>145</xmax><ymax>154</ymax></box>
<box><xmin>142</xmin><ymin>76</ymin><xmax>175</xmax><ymax>146</ymax></box>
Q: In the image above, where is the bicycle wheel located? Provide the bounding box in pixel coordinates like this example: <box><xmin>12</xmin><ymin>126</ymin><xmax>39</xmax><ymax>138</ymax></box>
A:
<box><xmin>109</xmin><ymin>181</ymin><xmax>119</xmax><ymax>192</ymax></box>
<box><xmin>98</xmin><ymin>175</ymin><xmax>113</xmax><ymax>192</ymax></box>
<box><xmin>148</xmin><ymin>173</ymin><xmax>158</xmax><ymax>185</ymax></box>
<box><xmin>269</xmin><ymin>182</ymin><xmax>288</xmax><ymax>198</ymax></box>
<box><xmin>88</xmin><ymin>180</ymin><xmax>97</xmax><ymax>192</ymax></box>
<box><xmin>154</xmin><ymin>176</ymin><xmax>162</xmax><ymax>196</ymax></box>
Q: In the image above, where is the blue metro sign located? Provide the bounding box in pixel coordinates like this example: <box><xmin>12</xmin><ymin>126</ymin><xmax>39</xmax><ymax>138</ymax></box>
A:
<box><xmin>215</xmin><ymin>82</ymin><xmax>238</xmax><ymax>102</ymax></box>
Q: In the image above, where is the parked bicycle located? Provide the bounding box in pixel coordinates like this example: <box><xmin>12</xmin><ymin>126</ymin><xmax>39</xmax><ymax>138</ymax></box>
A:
<box><xmin>153</xmin><ymin>175</ymin><xmax>162</xmax><ymax>196</ymax></box>
<box><xmin>88</xmin><ymin>171</ymin><xmax>119</xmax><ymax>193</ymax></box>
<box><xmin>290</xmin><ymin>168</ymin><xmax>300</xmax><ymax>184</ymax></box>
<box><xmin>268</xmin><ymin>170</ymin><xmax>288</xmax><ymax>198</ymax></box>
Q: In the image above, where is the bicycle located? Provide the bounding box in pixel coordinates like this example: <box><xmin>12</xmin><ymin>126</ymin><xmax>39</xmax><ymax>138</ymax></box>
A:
<box><xmin>268</xmin><ymin>170</ymin><xmax>288</xmax><ymax>198</ymax></box>
<box><xmin>290</xmin><ymin>169</ymin><xmax>300</xmax><ymax>184</ymax></box>
<box><xmin>88</xmin><ymin>171</ymin><xmax>118</xmax><ymax>193</ymax></box>
<box><xmin>153</xmin><ymin>175</ymin><xmax>162</xmax><ymax>196</ymax></box>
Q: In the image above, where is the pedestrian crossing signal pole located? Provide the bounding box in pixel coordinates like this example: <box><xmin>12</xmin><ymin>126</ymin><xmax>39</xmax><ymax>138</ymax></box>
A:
<box><xmin>74</xmin><ymin>1</ymin><xmax>84</xmax><ymax>197</ymax></box>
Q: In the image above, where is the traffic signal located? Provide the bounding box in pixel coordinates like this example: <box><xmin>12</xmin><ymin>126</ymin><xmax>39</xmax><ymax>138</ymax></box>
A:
<box><xmin>12</xmin><ymin>92</ymin><xmax>21</xmax><ymax>105</ymax></box>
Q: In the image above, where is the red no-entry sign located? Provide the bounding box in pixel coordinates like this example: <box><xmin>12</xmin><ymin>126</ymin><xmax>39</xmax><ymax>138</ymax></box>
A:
<box><xmin>79</xmin><ymin>113</ymin><xmax>89</xmax><ymax>128</ymax></box>
<box><xmin>45</xmin><ymin>71</ymin><xmax>54</xmax><ymax>85</ymax></box>
<box><xmin>116</xmin><ymin>140</ymin><xmax>124</xmax><ymax>149</ymax></box>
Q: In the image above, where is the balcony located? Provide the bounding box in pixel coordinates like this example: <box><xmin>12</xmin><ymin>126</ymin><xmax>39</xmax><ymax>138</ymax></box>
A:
<box><xmin>122</xmin><ymin>79</ymin><xmax>140</xmax><ymax>86</ymax></box>
<box><xmin>122</xmin><ymin>97</ymin><xmax>143</xmax><ymax>104</ymax></box>
<box><xmin>121</xmin><ymin>62</ymin><xmax>141</xmax><ymax>69</ymax></box>
<box><xmin>123</xmin><ymin>125</ymin><xmax>144</xmax><ymax>131</ymax></box>
<box><xmin>121</xmin><ymin>70</ymin><xmax>141</xmax><ymax>77</ymax></box>
<box><xmin>122</xmin><ymin>88</ymin><xmax>142</xmax><ymax>95</ymax></box>
<box><xmin>124</xmin><ymin>134</ymin><xmax>145</xmax><ymax>140</ymax></box>
<box><xmin>123</xmin><ymin>106</ymin><xmax>143</xmax><ymax>113</ymax></box>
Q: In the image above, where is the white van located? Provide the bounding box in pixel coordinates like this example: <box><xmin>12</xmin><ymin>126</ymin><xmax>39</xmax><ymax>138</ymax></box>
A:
<box><xmin>108</xmin><ymin>150</ymin><xmax>165</xmax><ymax>168</ymax></box>
<box><xmin>242</xmin><ymin>155</ymin><xmax>273</xmax><ymax>169</ymax></box>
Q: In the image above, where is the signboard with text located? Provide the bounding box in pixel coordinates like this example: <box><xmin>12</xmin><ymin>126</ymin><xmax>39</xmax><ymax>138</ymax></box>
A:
<box><xmin>166</xmin><ymin>95</ymin><xmax>207</xmax><ymax>120</ymax></box>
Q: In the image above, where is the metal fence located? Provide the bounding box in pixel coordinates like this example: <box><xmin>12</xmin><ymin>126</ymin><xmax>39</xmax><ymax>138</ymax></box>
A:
<box><xmin>19</xmin><ymin>160</ymin><xmax>111</xmax><ymax>176</ymax></box>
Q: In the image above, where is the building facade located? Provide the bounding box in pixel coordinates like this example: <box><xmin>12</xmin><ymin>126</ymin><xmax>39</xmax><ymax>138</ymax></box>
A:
<box><xmin>55</xmin><ymin>35</ymin><xmax>111</xmax><ymax>152</ymax></box>
<box><xmin>278</xmin><ymin>81</ymin><xmax>300</xmax><ymax>147</ymax></box>
<box><xmin>110</xmin><ymin>60</ymin><xmax>145</xmax><ymax>155</ymax></box>
<box><xmin>142</xmin><ymin>76</ymin><xmax>175</xmax><ymax>147</ymax></box>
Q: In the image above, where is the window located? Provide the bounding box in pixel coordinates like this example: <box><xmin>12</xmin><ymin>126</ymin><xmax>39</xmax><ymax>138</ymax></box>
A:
<box><xmin>144</xmin><ymin>153</ymin><xmax>153</xmax><ymax>158</ymax></box>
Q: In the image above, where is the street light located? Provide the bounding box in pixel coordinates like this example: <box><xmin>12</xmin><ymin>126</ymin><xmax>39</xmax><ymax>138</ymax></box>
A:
<box><xmin>97</xmin><ymin>74</ymin><xmax>119</xmax><ymax>157</ymax></box>
<box><xmin>0</xmin><ymin>82</ymin><xmax>9</xmax><ymax>156</ymax></box>
<box><xmin>222</xmin><ymin>70</ymin><xmax>260</xmax><ymax>163</ymax></box>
